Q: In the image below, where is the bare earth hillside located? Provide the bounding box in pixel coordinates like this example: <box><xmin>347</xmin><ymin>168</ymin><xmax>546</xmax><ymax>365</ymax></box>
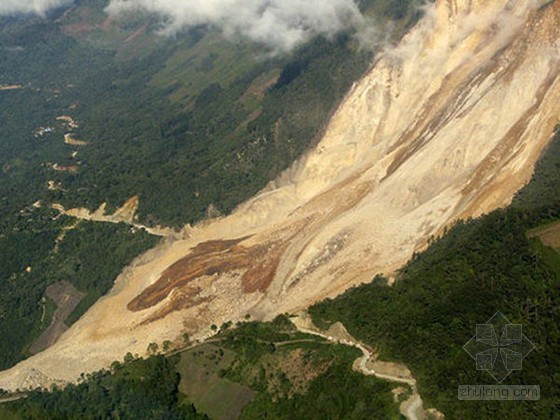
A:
<box><xmin>0</xmin><ymin>0</ymin><xmax>559</xmax><ymax>390</ymax></box>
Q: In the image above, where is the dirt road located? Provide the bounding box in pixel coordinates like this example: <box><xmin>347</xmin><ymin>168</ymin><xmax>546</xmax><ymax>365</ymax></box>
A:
<box><xmin>1</xmin><ymin>0</ymin><xmax>557</xmax><ymax>395</ymax></box>
<box><xmin>290</xmin><ymin>314</ymin><xmax>437</xmax><ymax>420</ymax></box>
<box><xmin>51</xmin><ymin>201</ymin><xmax>180</xmax><ymax>238</ymax></box>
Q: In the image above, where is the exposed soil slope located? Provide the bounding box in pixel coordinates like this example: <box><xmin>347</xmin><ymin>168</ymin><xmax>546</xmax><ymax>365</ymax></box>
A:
<box><xmin>51</xmin><ymin>197</ymin><xmax>179</xmax><ymax>238</ymax></box>
<box><xmin>28</xmin><ymin>281</ymin><xmax>85</xmax><ymax>355</ymax></box>
<box><xmin>0</xmin><ymin>0</ymin><xmax>559</xmax><ymax>391</ymax></box>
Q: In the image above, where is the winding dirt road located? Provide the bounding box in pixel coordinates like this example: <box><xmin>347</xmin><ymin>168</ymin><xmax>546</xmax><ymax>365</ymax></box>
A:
<box><xmin>289</xmin><ymin>314</ymin><xmax>437</xmax><ymax>420</ymax></box>
<box><xmin>0</xmin><ymin>0</ymin><xmax>558</xmax><ymax>393</ymax></box>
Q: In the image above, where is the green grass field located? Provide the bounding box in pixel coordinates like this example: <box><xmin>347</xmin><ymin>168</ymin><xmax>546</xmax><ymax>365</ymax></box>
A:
<box><xmin>176</xmin><ymin>344</ymin><xmax>255</xmax><ymax>419</ymax></box>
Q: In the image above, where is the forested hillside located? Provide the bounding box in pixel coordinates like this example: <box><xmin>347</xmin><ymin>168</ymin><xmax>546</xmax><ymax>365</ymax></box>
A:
<box><xmin>1</xmin><ymin>2</ymin><xmax>557</xmax><ymax>417</ymax></box>
<box><xmin>310</xmin><ymin>127</ymin><xmax>560</xmax><ymax>418</ymax></box>
<box><xmin>3</xmin><ymin>108</ymin><xmax>557</xmax><ymax>420</ymax></box>
<box><xmin>2</xmin><ymin>316</ymin><xmax>401</xmax><ymax>419</ymax></box>
<box><xmin>1</xmin><ymin>0</ymin><xmax>420</xmax><ymax>228</ymax></box>
<box><xmin>0</xmin><ymin>0</ymin><xmax>424</xmax><ymax>373</ymax></box>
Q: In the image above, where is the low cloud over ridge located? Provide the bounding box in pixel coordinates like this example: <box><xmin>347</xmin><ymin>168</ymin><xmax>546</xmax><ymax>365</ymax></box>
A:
<box><xmin>106</xmin><ymin>0</ymin><xmax>367</xmax><ymax>53</ymax></box>
<box><xmin>0</xmin><ymin>0</ymin><xmax>71</xmax><ymax>16</ymax></box>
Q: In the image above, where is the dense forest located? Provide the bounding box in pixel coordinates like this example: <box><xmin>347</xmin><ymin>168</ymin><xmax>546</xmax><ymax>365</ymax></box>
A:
<box><xmin>0</xmin><ymin>0</ymin><xmax>424</xmax><ymax>373</ymax></box>
<box><xmin>8</xmin><ymin>128</ymin><xmax>556</xmax><ymax>419</ymax></box>
<box><xmin>0</xmin><ymin>208</ymin><xmax>158</xmax><ymax>369</ymax></box>
<box><xmin>1</xmin><ymin>0</ymin><xmax>557</xmax><ymax>418</ymax></box>
<box><xmin>310</xmin><ymin>127</ymin><xmax>560</xmax><ymax>418</ymax></box>
<box><xmin>0</xmin><ymin>0</ymin><xmax>422</xmax><ymax>229</ymax></box>
<box><xmin>2</xmin><ymin>355</ymin><xmax>205</xmax><ymax>419</ymax></box>
<box><xmin>1</xmin><ymin>316</ymin><xmax>401</xmax><ymax>419</ymax></box>
<box><xmin>2</xmin><ymin>1</ymin><xmax>557</xmax><ymax>417</ymax></box>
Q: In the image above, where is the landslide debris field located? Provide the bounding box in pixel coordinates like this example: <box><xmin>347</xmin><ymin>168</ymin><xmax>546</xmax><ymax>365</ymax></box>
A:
<box><xmin>0</xmin><ymin>0</ymin><xmax>559</xmax><ymax>393</ymax></box>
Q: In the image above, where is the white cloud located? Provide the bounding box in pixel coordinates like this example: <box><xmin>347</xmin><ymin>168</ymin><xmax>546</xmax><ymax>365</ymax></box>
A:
<box><xmin>0</xmin><ymin>0</ymin><xmax>72</xmax><ymax>16</ymax></box>
<box><xmin>0</xmin><ymin>0</ymin><xmax>375</xmax><ymax>53</ymax></box>
<box><xmin>106</xmin><ymin>0</ymin><xmax>367</xmax><ymax>53</ymax></box>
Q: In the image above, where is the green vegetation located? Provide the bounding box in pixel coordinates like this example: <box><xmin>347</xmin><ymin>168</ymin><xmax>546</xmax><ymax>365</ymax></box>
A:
<box><xmin>223</xmin><ymin>317</ymin><xmax>399</xmax><ymax>419</ymax></box>
<box><xmin>310</xmin><ymin>128</ymin><xmax>560</xmax><ymax>418</ymax></box>
<box><xmin>2</xmin><ymin>0</ymin><xmax>557</xmax><ymax>417</ymax></box>
<box><xmin>0</xmin><ymin>0</ymin><xmax>424</xmax><ymax>374</ymax></box>
<box><xmin>59</xmin><ymin>29</ymin><xmax>375</xmax><ymax>226</ymax></box>
<box><xmin>0</xmin><ymin>208</ymin><xmax>158</xmax><ymax>370</ymax></box>
<box><xmin>56</xmin><ymin>221</ymin><xmax>159</xmax><ymax>325</ymax></box>
<box><xmin>0</xmin><ymin>0</ymin><xmax>430</xmax><ymax>417</ymax></box>
<box><xmin>240</xmin><ymin>358</ymin><xmax>399</xmax><ymax>420</ymax></box>
<box><xmin>4</xmin><ymin>316</ymin><xmax>401</xmax><ymax>419</ymax></box>
<box><xmin>185</xmin><ymin>316</ymin><xmax>397</xmax><ymax>418</ymax></box>
<box><xmin>512</xmin><ymin>126</ymin><xmax>560</xmax><ymax>210</ymax></box>
<box><xmin>0</xmin><ymin>406</ymin><xmax>19</xmax><ymax>420</ymax></box>
<box><xmin>0</xmin><ymin>0</ymin><xmax>424</xmax><ymax>229</ymax></box>
<box><xmin>7</xmin><ymin>355</ymin><xmax>205</xmax><ymax>419</ymax></box>
<box><xmin>176</xmin><ymin>343</ymin><xmax>254</xmax><ymax>419</ymax></box>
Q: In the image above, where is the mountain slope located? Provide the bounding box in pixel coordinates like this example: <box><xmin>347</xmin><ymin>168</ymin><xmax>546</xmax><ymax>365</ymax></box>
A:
<box><xmin>4</xmin><ymin>130</ymin><xmax>559</xmax><ymax>420</ymax></box>
<box><xmin>1</xmin><ymin>0</ymin><xmax>418</xmax><ymax>371</ymax></box>
<box><xmin>309</xmin><ymin>128</ymin><xmax>560</xmax><ymax>418</ymax></box>
<box><xmin>0</xmin><ymin>0</ymin><xmax>558</xmax><ymax>391</ymax></box>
